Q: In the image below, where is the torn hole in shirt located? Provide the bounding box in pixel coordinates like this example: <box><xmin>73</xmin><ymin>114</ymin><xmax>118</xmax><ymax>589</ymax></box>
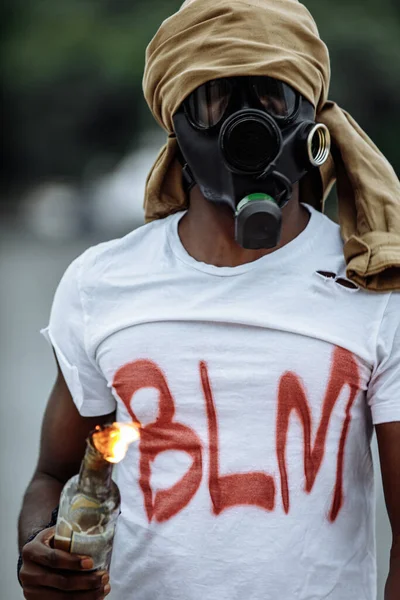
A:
<box><xmin>335</xmin><ymin>277</ymin><xmax>359</xmax><ymax>290</ymax></box>
<box><xmin>315</xmin><ymin>270</ymin><xmax>337</xmax><ymax>279</ymax></box>
<box><xmin>315</xmin><ymin>271</ymin><xmax>360</xmax><ymax>291</ymax></box>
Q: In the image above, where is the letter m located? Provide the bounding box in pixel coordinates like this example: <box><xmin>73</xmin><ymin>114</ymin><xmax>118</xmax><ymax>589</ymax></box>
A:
<box><xmin>276</xmin><ymin>346</ymin><xmax>360</xmax><ymax>522</ymax></box>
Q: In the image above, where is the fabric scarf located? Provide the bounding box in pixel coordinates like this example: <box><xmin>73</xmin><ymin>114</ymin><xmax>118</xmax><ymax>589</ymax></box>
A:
<box><xmin>142</xmin><ymin>0</ymin><xmax>400</xmax><ymax>291</ymax></box>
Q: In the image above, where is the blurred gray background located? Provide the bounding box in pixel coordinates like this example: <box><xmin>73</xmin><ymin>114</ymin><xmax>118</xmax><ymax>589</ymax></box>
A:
<box><xmin>1</xmin><ymin>1</ymin><xmax>399</xmax><ymax>599</ymax></box>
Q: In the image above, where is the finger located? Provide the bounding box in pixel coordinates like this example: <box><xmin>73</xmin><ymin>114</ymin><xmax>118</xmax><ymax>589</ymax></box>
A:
<box><xmin>43</xmin><ymin>528</ymin><xmax>94</xmax><ymax>566</ymax></box>
<box><xmin>22</xmin><ymin>529</ymin><xmax>94</xmax><ymax>572</ymax></box>
<box><xmin>19</xmin><ymin>562</ymin><xmax>108</xmax><ymax>592</ymax></box>
<box><xmin>22</xmin><ymin>586</ymin><xmax>108</xmax><ymax>600</ymax></box>
<box><xmin>44</xmin><ymin>528</ymin><xmax>94</xmax><ymax>567</ymax></box>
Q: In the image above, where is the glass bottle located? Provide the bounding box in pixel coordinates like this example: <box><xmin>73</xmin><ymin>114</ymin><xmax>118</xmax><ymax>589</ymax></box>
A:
<box><xmin>53</xmin><ymin>434</ymin><xmax>121</xmax><ymax>571</ymax></box>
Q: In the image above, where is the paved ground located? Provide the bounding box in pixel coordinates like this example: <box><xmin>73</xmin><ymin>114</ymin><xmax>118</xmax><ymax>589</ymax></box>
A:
<box><xmin>0</xmin><ymin>225</ymin><xmax>391</xmax><ymax>600</ymax></box>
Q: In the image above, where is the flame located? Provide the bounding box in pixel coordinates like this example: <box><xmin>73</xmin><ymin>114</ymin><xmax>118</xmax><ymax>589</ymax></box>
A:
<box><xmin>92</xmin><ymin>422</ymin><xmax>140</xmax><ymax>463</ymax></box>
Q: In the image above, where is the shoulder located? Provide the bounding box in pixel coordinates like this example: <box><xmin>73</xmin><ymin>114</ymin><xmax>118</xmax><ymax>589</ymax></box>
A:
<box><xmin>305</xmin><ymin>205</ymin><xmax>397</xmax><ymax>313</ymax></box>
<box><xmin>85</xmin><ymin>214</ymin><xmax>174</xmax><ymax>262</ymax></box>
<box><xmin>311</xmin><ymin>209</ymin><xmax>400</xmax><ymax>313</ymax></box>
<box><xmin>77</xmin><ymin>213</ymin><xmax>178</xmax><ymax>282</ymax></box>
<box><xmin>54</xmin><ymin>214</ymin><xmax>178</xmax><ymax>305</ymax></box>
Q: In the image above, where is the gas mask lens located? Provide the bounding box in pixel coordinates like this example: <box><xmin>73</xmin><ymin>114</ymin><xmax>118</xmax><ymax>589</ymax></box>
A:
<box><xmin>185</xmin><ymin>76</ymin><xmax>297</xmax><ymax>129</ymax></box>
<box><xmin>251</xmin><ymin>77</ymin><xmax>296</xmax><ymax>119</ymax></box>
<box><xmin>186</xmin><ymin>79</ymin><xmax>231</xmax><ymax>129</ymax></box>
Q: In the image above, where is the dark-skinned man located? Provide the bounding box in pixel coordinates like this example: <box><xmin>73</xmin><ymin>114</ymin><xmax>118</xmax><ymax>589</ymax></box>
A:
<box><xmin>18</xmin><ymin>1</ymin><xmax>400</xmax><ymax>599</ymax></box>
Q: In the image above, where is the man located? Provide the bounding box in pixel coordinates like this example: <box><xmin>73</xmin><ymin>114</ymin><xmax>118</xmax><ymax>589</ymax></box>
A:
<box><xmin>18</xmin><ymin>1</ymin><xmax>400</xmax><ymax>599</ymax></box>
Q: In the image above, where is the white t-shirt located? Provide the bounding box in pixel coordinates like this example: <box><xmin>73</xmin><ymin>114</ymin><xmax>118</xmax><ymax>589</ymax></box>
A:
<box><xmin>42</xmin><ymin>204</ymin><xmax>400</xmax><ymax>600</ymax></box>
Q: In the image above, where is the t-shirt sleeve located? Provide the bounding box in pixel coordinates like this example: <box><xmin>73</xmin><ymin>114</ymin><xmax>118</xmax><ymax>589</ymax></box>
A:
<box><xmin>41</xmin><ymin>253</ymin><xmax>117</xmax><ymax>417</ymax></box>
<box><xmin>367</xmin><ymin>292</ymin><xmax>400</xmax><ymax>425</ymax></box>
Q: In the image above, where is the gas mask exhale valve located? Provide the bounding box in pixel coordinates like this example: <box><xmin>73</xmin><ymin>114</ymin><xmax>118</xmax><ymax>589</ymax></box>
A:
<box><xmin>173</xmin><ymin>76</ymin><xmax>331</xmax><ymax>249</ymax></box>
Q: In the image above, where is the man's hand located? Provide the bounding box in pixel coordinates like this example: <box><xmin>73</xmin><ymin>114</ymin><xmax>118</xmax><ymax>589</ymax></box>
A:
<box><xmin>18</xmin><ymin>361</ymin><xmax>116</xmax><ymax>599</ymax></box>
<box><xmin>19</xmin><ymin>527</ymin><xmax>111</xmax><ymax>599</ymax></box>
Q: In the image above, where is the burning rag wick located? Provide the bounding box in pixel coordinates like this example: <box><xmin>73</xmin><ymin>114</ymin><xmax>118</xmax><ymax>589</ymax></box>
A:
<box><xmin>92</xmin><ymin>422</ymin><xmax>141</xmax><ymax>464</ymax></box>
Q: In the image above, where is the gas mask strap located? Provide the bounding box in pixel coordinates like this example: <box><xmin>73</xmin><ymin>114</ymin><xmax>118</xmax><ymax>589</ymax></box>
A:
<box><xmin>182</xmin><ymin>162</ymin><xmax>196</xmax><ymax>193</ymax></box>
<box><xmin>270</xmin><ymin>171</ymin><xmax>292</xmax><ymax>209</ymax></box>
<box><xmin>176</xmin><ymin>143</ymin><xmax>196</xmax><ymax>194</ymax></box>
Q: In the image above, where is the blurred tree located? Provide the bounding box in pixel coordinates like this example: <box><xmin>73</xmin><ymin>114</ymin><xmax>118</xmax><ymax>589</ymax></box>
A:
<box><xmin>0</xmin><ymin>0</ymin><xmax>181</xmax><ymax>205</ymax></box>
<box><xmin>305</xmin><ymin>0</ymin><xmax>400</xmax><ymax>170</ymax></box>
<box><xmin>0</xmin><ymin>0</ymin><xmax>398</xmax><ymax>209</ymax></box>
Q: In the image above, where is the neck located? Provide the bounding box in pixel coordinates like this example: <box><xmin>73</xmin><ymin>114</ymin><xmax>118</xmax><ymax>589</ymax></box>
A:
<box><xmin>178</xmin><ymin>185</ymin><xmax>310</xmax><ymax>268</ymax></box>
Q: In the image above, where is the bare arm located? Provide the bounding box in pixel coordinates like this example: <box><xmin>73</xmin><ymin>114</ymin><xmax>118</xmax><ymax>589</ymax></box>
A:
<box><xmin>375</xmin><ymin>422</ymin><xmax>400</xmax><ymax>600</ymax></box>
<box><xmin>18</xmin><ymin>359</ymin><xmax>116</xmax><ymax>552</ymax></box>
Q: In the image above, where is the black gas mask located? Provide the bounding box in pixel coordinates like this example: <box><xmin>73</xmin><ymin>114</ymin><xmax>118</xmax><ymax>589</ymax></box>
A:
<box><xmin>173</xmin><ymin>76</ymin><xmax>331</xmax><ymax>249</ymax></box>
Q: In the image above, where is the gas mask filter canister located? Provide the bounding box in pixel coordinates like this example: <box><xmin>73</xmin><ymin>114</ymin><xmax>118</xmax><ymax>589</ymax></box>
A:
<box><xmin>173</xmin><ymin>76</ymin><xmax>331</xmax><ymax>249</ymax></box>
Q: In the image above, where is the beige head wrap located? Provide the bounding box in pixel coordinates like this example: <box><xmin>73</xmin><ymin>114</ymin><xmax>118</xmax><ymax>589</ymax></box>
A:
<box><xmin>143</xmin><ymin>0</ymin><xmax>400</xmax><ymax>291</ymax></box>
